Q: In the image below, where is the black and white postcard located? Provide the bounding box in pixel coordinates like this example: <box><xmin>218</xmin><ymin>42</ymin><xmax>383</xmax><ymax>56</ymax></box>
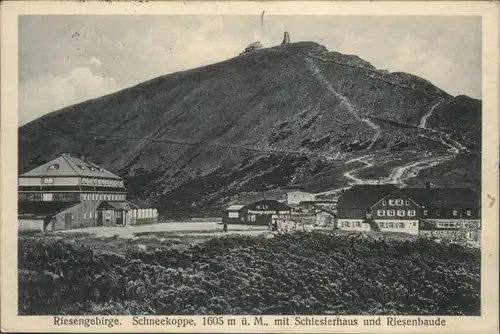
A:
<box><xmin>1</xmin><ymin>1</ymin><xmax>499</xmax><ymax>333</ymax></box>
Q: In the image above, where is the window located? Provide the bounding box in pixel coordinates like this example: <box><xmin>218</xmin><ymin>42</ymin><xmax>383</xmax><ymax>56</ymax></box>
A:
<box><xmin>99</xmin><ymin>194</ymin><xmax>103</xmax><ymax>200</ymax></box>
<box><xmin>379</xmin><ymin>222</ymin><xmax>385</xmax><ymax>228</ymax></box>
<box><xmin>388</xmin><ymin>199</ymin><xmax>396</xmax><ymax>206</ymax></box>
<box><xmin>388</xmin><ymin>222</ymin><xmax>394</xmax><ymax>228</ymax></box>
<box><xmin>42</xmin><ymin>177</ymin><xmax>54</xmax><ymax>184</ymax></box>
<box><xmin>387</xmin><ymin>210</ymin><xmax>395</xmax><ymax>217</ymax></box>
<box><xmin>377</xmin><ymin>210</ymin><xmax>385</xmax><ymax>216</ymax></box>
<box><xmin>405</xmin><ymin>200</ymin><xmax>410</xmax><ymax>206</ymax></box>
<box><xmin>26</xmin><ymin>193</ymin><xmax>42</xmax><ymax>201</ymax></box>
<box><xmin>466</xmin><ymin>210</ymin><xmax>472</xmax><ymax>217</ymax></box>
<box><xmin>117</xmin><ymin>211</ymin><xmax>121</xmax><ymax>218</ymax></box>
<box><xmin>382</xmin><ymin>200</ymin><xmax>387</xmax><ymax>206</ymax></box>
<box><xmin>42</xmin><ymin>193</ymin><xmax>53</xmax><ymax>201</ymax></box>
<box><xmin>98</xmin><ymin>179</ymin><xmax>102</xmax><ymax>185</ymax></box>
<box><xmin>89</xmin><ymin>212</ymin><xmax>93</xmax><ymax>219</ymax></box>
<box><xmin>436</xmin><ymin>210</ymin><xmax>441</xmax><ymax>216</ymax></box>
<box><xmin>396</xmin><ymin>199</ymin><xmax>404</xmax><ymax>206</ymax></box>
<box><xmin>47</xmin><ymin>164</ymin><xmax>59</xmax><ymax>170</ymax></box>
<box><xmin>408</xmin><ymin>210</ymin><xmax>416</xmax><ymax>217</ymax></box>
<box><xmin>397</xmin><ymin>210</ymin><xmax>405</xmax><ymax>217</ymax></box>
<box><xmin>412</xmin><ymin>222</ymin><xmax>416</xmax><ymax>227</ymax></box>
<box><xmin>423</xmin><ymin>210</ymin><xmax>428</xmax><ymax>216</ymax></box>
<box><xmin>399</xmin><ymin>222</ymin><xmax>405</xmax><ymax>228</ymax></box>
<box><xmin>452</xmin><ymin>210</ymin><xmax>458</xmax><ymax>217</ymax></box>
<box><xmin>355</xmin><ymin>221</ymin><xmax>361</xmax><ymax>228</ymax></box>
<box><xmin>53</xmin><ymin>193</ymin><xmax>79</xmax><ymax>201</ymax></box>
<box><xmin>77</xmin><ymin>165</ymin><xmax>86</xmax><ymax>170</ymax></box>
<box><xmin>84</xmin><ymin>213</ymin><xmax>87</xmax><ymax>219</ymax></box>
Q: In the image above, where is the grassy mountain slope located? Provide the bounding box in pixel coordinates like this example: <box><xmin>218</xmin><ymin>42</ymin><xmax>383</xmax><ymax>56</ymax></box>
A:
<box><xmin>18</xmin><ymin>42</ymin><xmax>481</xmax><ymax>216</ymax></box>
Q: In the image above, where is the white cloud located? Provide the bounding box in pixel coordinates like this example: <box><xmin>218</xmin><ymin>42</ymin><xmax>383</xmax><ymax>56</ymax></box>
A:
<box><xmin>19</xmin><ymin>67</ymin><xmax>117</xmax><ymax>125</ymax></box>
<box><xmin>90</xmin><ymin>57</ymin><xmax>102</xmax><ymax>66</ymax></box>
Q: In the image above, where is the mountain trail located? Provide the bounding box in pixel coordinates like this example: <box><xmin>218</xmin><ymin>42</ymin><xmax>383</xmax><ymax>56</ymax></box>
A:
<box><xmin>304</xmin><ymin>57</ymin><xmax>381</xmax><ymax>150</ymax></box>
<box><xmin>315</xmin><ymin>98</ymin><xmax>470</xmax><ymax>199</ymax></box>
<box><xmin>419</xmin><ymin>98</ymin><xmax>445</xmax><ymax>129</ymax></box>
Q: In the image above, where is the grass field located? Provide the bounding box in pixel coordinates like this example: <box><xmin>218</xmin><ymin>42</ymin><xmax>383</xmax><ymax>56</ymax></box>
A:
<box><xmin>18</xmin><ymin>226</ymin><xmax>480</xmax><ymax>316</ymax></box>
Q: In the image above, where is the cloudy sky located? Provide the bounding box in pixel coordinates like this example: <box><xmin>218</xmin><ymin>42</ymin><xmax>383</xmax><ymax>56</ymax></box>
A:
<box><xmin>19</xmin><ymin>15</ymin><xmax>481</xmax><ymax>125</ymax></box>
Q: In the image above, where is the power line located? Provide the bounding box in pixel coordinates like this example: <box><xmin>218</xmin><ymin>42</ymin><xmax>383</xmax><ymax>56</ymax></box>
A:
<box><xmin>21</xmin><ymin>127</ymin><xmax>340</xmax><ymax>160</ymax></box>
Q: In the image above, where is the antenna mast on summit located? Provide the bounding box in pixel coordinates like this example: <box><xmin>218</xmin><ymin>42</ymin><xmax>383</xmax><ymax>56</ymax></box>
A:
<box><xmin>261</xmin><ymin>10</ymin><xmax>265</xmax><ymax>37</ymax></box>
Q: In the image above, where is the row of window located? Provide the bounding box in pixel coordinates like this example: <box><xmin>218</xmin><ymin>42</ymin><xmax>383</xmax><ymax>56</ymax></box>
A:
<box><xmin>81</xmin><ymin>178</ymin><xmax>124</xmax><ymax>187</ymax></box>
<box><xmin>83</xmin><ymin>209</ymin><xmax>157</xmax><ymax>220</ymax></box>
<box><xmin>133</xmin><ymin>208</ymin><xmax>157</xmax><ymax>219</ymax></box>
<box><xmin>82</xmin><ymin>193</ymin><xmax>125</xmax><ymax>201</ymax></box>
<box><xmin>436</xmin><ymin>221</ymin><xmax>479</xmax><ymax>229</ymax></box>
<box><xmin>382</xmin><ymin>199</ymin><xmax>410</xmax><ymax>206</ymax></box>
<box><xmin>19</xmin><ymin>192</ymin><xmax>125</xmax><ymax>202</ymax></box>
<box><xmin>378</xmin><ymin>221</ymin><xmax>416</xmax><ymax>229</ymax></box>
<box><xmin>423</xmin><ymin>209</ymin><xmax>473</xmax><ymax>217</ymax></box>
<box><xmin>341</xmin><ymin>221</ymin><xmax>362</xmax><ymax>228</ymax></box>
<box><xmin>40</xmin><ymin>177</ymin><xmax>125</xmax><ymax>187</ymax></box>
<box><xmin>19</xmin><ymin>193</ymin><xmax>42</xmax><ymax>201</ymax></box>
<box><xmin>376</xmin><ymin>209</ymin><xmax>416</xmax><ymax>217</ymax></box>
<box><xmin>340</xmin><ymin>221</ymin><xmax>416</xmax><ymax>229</ymax></box>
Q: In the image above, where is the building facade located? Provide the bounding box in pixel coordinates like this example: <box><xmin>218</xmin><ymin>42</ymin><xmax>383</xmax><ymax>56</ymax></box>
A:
<box><xmin>222</xmin><ymin>200</ymin><xmax>292</xmax><ymax>225</ymax></box>
<box><xmin>18</xmin><ymin>154</ymin><xmax>157</xmax><ymax>231</ymax></box>
<box><xmin>336</xmin><ymin>184</ymin><xmax>481</xmax><ymax>245</ymax></box>
<box><xmin>285</xmin><ymin>190</ymin><xmax>316</xmax><ymax>206</ymax></box>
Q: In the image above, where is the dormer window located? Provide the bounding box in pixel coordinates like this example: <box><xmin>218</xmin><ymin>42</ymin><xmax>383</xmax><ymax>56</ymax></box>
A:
<box><xmin>47</xmin><ymin>164</ymin><xmax>59</xmax><ymax>170</ymax></box>
<box><xmin>98</xmin><ymin>168</ymin><xmax>103</xmax><ymax>172</ymax></box>
<box><xmin>77</xmin><ymin>165</ymin><xmax>86</xmax><ymax>170</ymax></box>
<box><xmin>89</xmin><ymin>166</ymin><xmax>96</xmax><ymax>171</ymax></box>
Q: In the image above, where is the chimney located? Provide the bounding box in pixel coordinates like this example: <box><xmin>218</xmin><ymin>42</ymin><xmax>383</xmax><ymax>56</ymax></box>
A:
<box><xmin>129</xmin><ymin>167</ymin><xmax>135</xmax><ymax>177</ymax></box>
<box><xmin>80</xmin><ymin>155</ymin><xmax>86</xmax><ymax>161</ymax></box>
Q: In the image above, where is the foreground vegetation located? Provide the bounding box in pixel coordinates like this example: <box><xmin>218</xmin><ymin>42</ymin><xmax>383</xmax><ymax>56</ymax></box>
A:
<box><xmin>19</xmin><ymin>232</ymin><xmax>480</xmax><ymax>316</ymax></box>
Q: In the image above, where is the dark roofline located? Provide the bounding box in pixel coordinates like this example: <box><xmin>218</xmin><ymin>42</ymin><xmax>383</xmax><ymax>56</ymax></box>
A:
<box><xmin>315</xmin><ymin>208</ymin><xmax>337</xmax><ymax>216</ymax></box>
<box><xmin>18</xmin><ymin>201</ymin><xmax>80</xmax><ymax>218</ymax></box>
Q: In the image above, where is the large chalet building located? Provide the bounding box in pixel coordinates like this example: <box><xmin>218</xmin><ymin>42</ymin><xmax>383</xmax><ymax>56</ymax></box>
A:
<box><xmin>18</xmin><ymin>154</ymin><xmax>158</xmax><ymax>231</ymax></box>
<box><xmin>336</xmin><ymin>184</ymin><xmax>481</xmax><ymax>246</ymax></box>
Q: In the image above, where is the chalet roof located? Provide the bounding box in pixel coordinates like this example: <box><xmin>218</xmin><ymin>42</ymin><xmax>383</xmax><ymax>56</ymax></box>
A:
<box><xmin>401</xmin><ymin>187</ymin><xmax>479</xmax><ymax>208</ymax></box>
<box><xmin>299</xmin><ymin>200</ymin><xmax>336</xmax><ymax>205</ymax></box>
<box><xmin>315</xmin><ymin>208</ymin><xmax>337</xmax><ymax>216</ymax></box>
<box><xmin>128</xmin><ymin>199</ymin><xmax>153</xmax><ymax>209</ymax></box>
<box><xmin>18</xmin><ymin>201</ymin><xmax>80</xmax><ymax>218</ymax></box>
<box><xmin>20</xmin><ymin>154</ymin><xmax>122</xmax><ymax>179</ymax></box>
<box><xmin>98</xmin><ymin>201</ymin><xmax>131</xmax><ymax>210</ymax></box>
<box><xmin>337</xmin><ymin>184</ymin><xmax>399</xmax><ymax>209</ymax></box>
<box><xmin>246</xmin><ymin>199</ymin><xmax>293</xmax><ymax>211</ymax></box>
<box><xmin>223</xmin><ymin>204</ymin><xmax>246</xmax><ymax>211</ymax></box>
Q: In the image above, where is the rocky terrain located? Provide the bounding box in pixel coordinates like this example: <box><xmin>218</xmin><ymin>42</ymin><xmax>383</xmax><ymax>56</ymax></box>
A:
<box><xmin>18</xmin><ymin>40</ymin><xmax>481</xmax><ymax>216</ymax></box>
